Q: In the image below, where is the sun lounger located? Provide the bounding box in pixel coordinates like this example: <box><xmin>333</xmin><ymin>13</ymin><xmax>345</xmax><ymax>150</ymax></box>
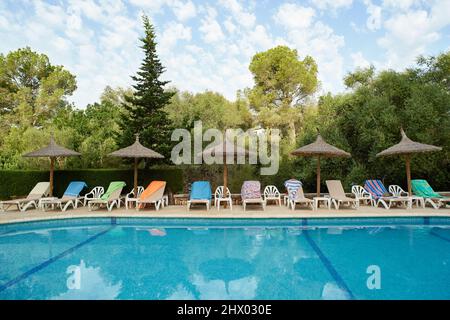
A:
<box><xmin>187</xmin><ymin>181</ymin><xmax>212</xmax><ymax>210</ymax></box>
<box><xmin>326</xmin><ymin>180</ymin><xmax>358</xmax><ymax>209</ymax></box>
<box><xmin>124</xmin><ymin>186</ymin><xmax>144</xmax><ymax>209</ymax></box>
<box><xmin>388</xmin><ymin>185</ymin><xmax>424</xmax><ymax>208</ymax></box>
<box><xmin>241</xmin><ymin>181</ymin><xmax>265</xmax><ymax>211</ymax></box>
<box><xmin>0</xmin><ymin>182</ymin><xmax>50</xmax><ymax>212</ymax></box>
<box><xmin>351</xmin><ymin>185</ymin><xmax>374</xmax><ymax>206</ymax></box>
<box><xmin>364</xmin><ymin>179</ymin><xmax>411</xmax><ymax>209</ymax></box>
<box><xmin>40</xmin><ymin>181</ymin><xmax>87</xmax><ymax>212</ymax></box>
<box><xmin>88</xmin><ymin>181</ymin><xmax>126</xmax><ymax>212</ymax></box>
<box><xmin>83</xmin><ymin>186</ymin><xmax>104</xmax><ymax>206</ymax></box>
<box><xmin>214</xmin><ymin>186</ymin><xmax>232</xmax><ymax>210</ymax></box>
<box><xmin>412</xmin><ymin>179</ymin><xmax>450</xmax><ymax>209</ymax></box>
<box><xmin>263</xmin><ymin>185</ymin><xmax>282</xmax><ymax>206</ymax></box>
<box><xmin>136</xmin><ymin>181</ymin><xmax>166</xmax><ymax>211</ymax></box>
<box><xmin>284</xmin><ymin>179</ymin><xmax>313</xmax><ymax>210</ymax></box>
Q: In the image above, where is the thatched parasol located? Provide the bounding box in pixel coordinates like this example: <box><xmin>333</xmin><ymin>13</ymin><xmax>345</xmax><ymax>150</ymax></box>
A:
<box><xmin>23</xmin><ymin>136</ymin><xmax>81</xmax><ymax>196</ymax></box>
<box><xmin>291</xmin><ymin>130</ymin><xmax>351</xmax><ymax>197</ymax></box>
<box><xmin>376</xmin><ymin>128</ymin><xmax>442</xmax><ymax>195</ymax></box>
<box><xmin>200</xmin><ymin>137</ymin><xmax>255</xmax><ymax>198</ymax></box>
<box><xmin>109</xmin><ymin>134</ymin><xmax>164</xmax><ymax>195</ymax></box>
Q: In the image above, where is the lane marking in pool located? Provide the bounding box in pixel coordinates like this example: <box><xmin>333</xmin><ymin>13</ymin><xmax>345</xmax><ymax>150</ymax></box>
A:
<box><xmin>0</xmin><ymin>226</ymin><xmax>114</xmax><ymax>293</ymax></box>
<box><xmin>303</xmin><ymin>230</ymin><xmax>355</xmax><ymax>300</ymax></box>
<box><xmin>430</xmin><ymin>228</ymin><xmax>450</xmax><ymax>243</ymax></box>
<box><xmin>0</xmin><ymin>229</ymin><xmax>16</xmax><ymax>236</ymax></box>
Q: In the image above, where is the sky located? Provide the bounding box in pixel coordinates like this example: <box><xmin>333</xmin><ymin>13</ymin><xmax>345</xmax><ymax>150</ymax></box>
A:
<box><xmin>0</xmin><ymin>0</ymin><xmax>449</xmax><ymax>108</ymax></box>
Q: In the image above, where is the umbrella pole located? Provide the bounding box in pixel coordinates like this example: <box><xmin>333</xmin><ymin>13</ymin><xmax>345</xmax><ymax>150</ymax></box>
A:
<box><xmin>134</xmin><ymin>158</ymin><xmax>138</xmax><ymax>196</ymax></box>
<box><xmin>223</xmin><ymin>161</ymin><xmax>228</xmax><ymax>208</ymax></box>
<box><xmin>405</xmin><ymin>155</ymin><xmax>412</xmax><ymax>196</ymax></box>
<box><xmin>316</xmin><ymin>155</ymin><xmax>321</xmax><ymax>197</ymax></box>
<box><xmin>49</xmin><ymin>157</ymin><xmax>55</xmax><ymax>197</ymax></box>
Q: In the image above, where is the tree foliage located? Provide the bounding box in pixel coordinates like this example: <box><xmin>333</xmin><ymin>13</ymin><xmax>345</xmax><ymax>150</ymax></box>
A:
<box><xmin>248</xmin><ymin>46</ymin><xmax>318</xmax><ymax>144</ymax></box>
<box><xmin>118</xmin><ymin>15</ymin><xmax>174</xmax><ymax>159</ymax></box>
<box><xmin>165</xmin><ymin>89</ymin><xmax>253</xmax><ymax>130</ymax></box>
<box><xmin>0</xmin><ymin>38</ymin><xmax>448</xmax><ymax>192</ymax></box>
<box><xmin>0</xmin><ymin>47</ymin><xmax>76</xmax><ymax>129</ymax></box>
<box><xmin>292</xmin><ymin>52</ymin><xmax>450</xmax><ymax>190</ymax></box>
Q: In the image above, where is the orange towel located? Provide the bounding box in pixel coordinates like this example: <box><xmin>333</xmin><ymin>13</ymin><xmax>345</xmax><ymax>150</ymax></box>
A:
<box><xmin>139</xmin><ymin>181</ymin><xmax>165</xmax><ymax>200</ymax></box>
<box><xmin>149</xmin><ymin>228</ymin><xmax>166</xmax><ymax>236</ymax></box>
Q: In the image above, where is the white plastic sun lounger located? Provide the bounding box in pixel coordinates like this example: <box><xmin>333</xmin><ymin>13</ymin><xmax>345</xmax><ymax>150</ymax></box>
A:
<box><xmin>326</xmin><ymin>180</ymin><xmax>359</xmax><ymax>210</ymax></box>
<box><xmin>40</xmin><ymin>181</ymin><xmax>87</xmax><ymax>212</ymax></box>
<box><xmin>135</xmin><ymin>181</ymin><xmax>166</xmax><ymax>211</ymax></box>
<box><xmin>88</xmin><ymin>182</ymin><xmax>126</xmax><ymax>212</ymax></box>
<box><xmin>0</xmin><ymin>182</ymin><xmax>50</xmax><ymax>212</ymax></box>
<box><xmin>289</xmin><ymin>185</ymin><xmax>314</xmax><ymax>210</ymax></box>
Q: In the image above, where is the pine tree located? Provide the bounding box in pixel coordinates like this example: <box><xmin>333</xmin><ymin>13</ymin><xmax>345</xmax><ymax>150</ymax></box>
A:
<box><xmin>119</xmin><ymin>15</ymin><xmax>174</xmax><ymax>159</ymax></box>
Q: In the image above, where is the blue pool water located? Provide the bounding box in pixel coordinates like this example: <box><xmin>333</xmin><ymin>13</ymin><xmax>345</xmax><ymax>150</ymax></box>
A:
<box><xmin>0</xmin><ymin>218</ymin><xmax>449</xmax><ymax>300</ymax></box>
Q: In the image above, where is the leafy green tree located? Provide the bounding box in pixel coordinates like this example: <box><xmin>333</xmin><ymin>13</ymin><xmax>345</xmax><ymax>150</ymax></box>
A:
<box><xmin>0</xmin><ymin>47</ymin><xmax>76</xmax><ymax>129</ymax></box>
<box><xmin>52</xmin><ymin>86</ymin><xmax>126</xmax><ymax>168</ymax></box>
<box><xmin>295</xmin><ymin>52</ymin><xmax>450</xmax><ymax>190</ymax></box>
<box><xmin>165</xmin><ymin>90</ymin><xmax>253</xmax><ymax>130</ymax></box>
<box><xmin>0</xmin><ymin>47</ymin><xmax>76</xmax><ymax>169</ymax></box>
<box><xmin>415</xmin><ymin>51</ymin><xmax>450</xmax><ymax>89</ymax></box>
<box><xmin>248</xmin><ymin>46</ymin><xmax>318</xmax><ymax>144</ymax></box>
<box><xmin>118</xmin><ymin>15</ymin><xmax>174</xmax><ymax>159</ymax></box>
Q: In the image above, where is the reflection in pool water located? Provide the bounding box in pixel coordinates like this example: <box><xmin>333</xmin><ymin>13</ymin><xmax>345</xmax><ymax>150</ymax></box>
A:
<box><xmin>0</xmin><ymin>222</ymin><xmax>449</xmax><ymax>299</ymax></box>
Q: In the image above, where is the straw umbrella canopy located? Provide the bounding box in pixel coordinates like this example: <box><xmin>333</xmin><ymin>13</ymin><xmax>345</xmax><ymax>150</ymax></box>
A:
<box><xmin>109</xmin><ymin>134</ymin><xmax>164</xmax><ymax>195</ymax></box>
<box><xmin>376</xmin><ymin>128</ymin><xmax>442</xmax><ymax>195</ymax></box>
<box><xmin>291</xmin><ymin>131</ymin><xmax>351</xmax><ymax>197</ymax></box>
<box><xmin>23</xmin><ymin>136</ymin><xmax>81</xmax><ymax>196</ymax></box>
<box><xmin>199</xmin><ymin>138</ymin><xmax>255</xmax><ymax>197</ymax></box>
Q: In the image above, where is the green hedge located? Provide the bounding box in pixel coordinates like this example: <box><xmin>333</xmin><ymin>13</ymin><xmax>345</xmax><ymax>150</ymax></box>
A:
<box><xmin>0</xmin><ymin>168</ymin><xmax>184</xmax><ymax>200</ymax></box>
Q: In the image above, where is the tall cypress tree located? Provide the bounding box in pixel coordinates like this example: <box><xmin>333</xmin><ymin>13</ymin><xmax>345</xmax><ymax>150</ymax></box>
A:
<box><xmin>119</xmin><ymin>15</ymin><xmax>174</xmax><ymax>159</ymax></box>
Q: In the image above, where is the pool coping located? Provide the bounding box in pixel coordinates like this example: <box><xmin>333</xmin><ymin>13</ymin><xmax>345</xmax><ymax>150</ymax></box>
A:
<box><xmin>1</xmin><ymin>216</ymin><xmax>449</xmax><ymax>232</ymax></box>
<box><xmin>1</xmin><ymin>205</ymin><xmax>450</xmax><ymax>226</ymax></box>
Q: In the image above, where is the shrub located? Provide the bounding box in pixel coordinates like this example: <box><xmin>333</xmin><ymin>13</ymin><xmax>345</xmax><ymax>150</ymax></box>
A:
<box><xmin>0</xmin><ymin>168</ymin><xmax>184</xmax><ymax>199</ymax></box>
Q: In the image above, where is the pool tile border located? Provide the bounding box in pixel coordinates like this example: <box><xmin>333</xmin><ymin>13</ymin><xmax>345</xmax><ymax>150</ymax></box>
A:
<box><xmin>1</xmin><ymin>216</ymin><xmax>449</xmax><ymax>234</ymax></box>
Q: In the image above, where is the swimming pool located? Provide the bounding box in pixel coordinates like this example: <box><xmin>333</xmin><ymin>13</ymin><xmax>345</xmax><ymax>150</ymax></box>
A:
<box><xmin>0</xmin><ymin>217</ymin><xmax>449</xmax><ymax>300</ymax></box>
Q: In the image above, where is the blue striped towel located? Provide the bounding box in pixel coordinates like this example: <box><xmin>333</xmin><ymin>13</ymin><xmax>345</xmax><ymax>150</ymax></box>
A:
<box><xmin>284</xmin><ymin>179</ymin><xmax>302</xmax><ymax>201</ymax></box>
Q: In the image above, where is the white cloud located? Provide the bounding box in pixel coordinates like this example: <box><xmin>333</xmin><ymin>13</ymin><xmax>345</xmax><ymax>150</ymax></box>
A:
<box><xmin>429</xmin><ymin>0</ymin><xmax>450</xmax><ymax>29</ymax></box>
<box><xmin>274</xmin><ymin>3</ymin><xmax>316</xmax><ymax>30</ymax></box>
<box><xmin>224</xmin><ymin>17</ymin><xmax>237</xmax><ymax>34</ymax></box>
<box><xmin>247</xmin><ymin>25</ymin><xmax>274</xmax><ymax>50</ymax></box>
<box><xmin>350</xmin><ymin>21</ymin><xmax>366</xmax><ymax>34</ymax></box>
<box><xmin>311</xmin><ymin>0</ymin><xmax>353</xmax><ymax>11</ymax></box>
<box><xmin>159</xmin><ymin>22</ymin><xmax>192</xmax><ymax>53</ymax></box>
<box><xmin>1</xmin><ymin>0</ymin><xmax>448</xmax><ymax>109</ymax></box>
<box><xmin>169</xmin><ymin>0</ymin><xmax>197</xmax><ymax>21</ymax></box>
<box><xmin>365</xmin><ymin>0</ymin><xmax>382</xmax><ymax>31</ymax></box>
<box><xmin>350</xmin><ymin>52</ymin><xmax>371</xmax><ymax>69</ymax></box>
<box><xmin>34</xmin><ymin>1</ymin><xmax>66</xmax><ymax>27</ymax></box>
<box><xmin>274</xmin><ymin>3</ymin><xmax>345</xmax><ymax>93</ymax></box>
<box><xmin>377</xmin><ymin>8</ymin><xmax>443</xmax><ymax>69</ymax></box>
<box><xmin>199</xmin><ymin>7</ymin><xmax>225</xmax><ymax>43</ymax></box>
<box><xmin>128</xmin><ymin>0</ymin><xmax>165</xmax><ymax>10</ymax></box>
<box><xmin>382</xmin><ymin>0</ymin><xmax>418</xmax><ymax>11</ymax></box>
<box><xmin>219</xmin><ymin>0</ymin><xmax>256</xmax><ymax>29</ymax></box>
<box><xmin>68</xmin><ymin>0</ymin><xmax>104</xmax><ymax>21</ymax></box>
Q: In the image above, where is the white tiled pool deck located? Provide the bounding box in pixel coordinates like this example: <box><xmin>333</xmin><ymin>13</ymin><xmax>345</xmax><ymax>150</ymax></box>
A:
<box><xmin>1</xmin><ymin>204</ymin><xmax>449</xmax><ymax>224</ymax></box>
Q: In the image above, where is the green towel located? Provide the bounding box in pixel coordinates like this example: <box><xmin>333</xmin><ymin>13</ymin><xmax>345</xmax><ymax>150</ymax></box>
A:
<box><xmin>411</xmin><ymin>179</ymin><xmax>442</xmax><ymax>198</ymax></box>
<box><xmin>101</xmin><ymin>181</ymin><xmax>126</xmax><ymax>200</ymax></box>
